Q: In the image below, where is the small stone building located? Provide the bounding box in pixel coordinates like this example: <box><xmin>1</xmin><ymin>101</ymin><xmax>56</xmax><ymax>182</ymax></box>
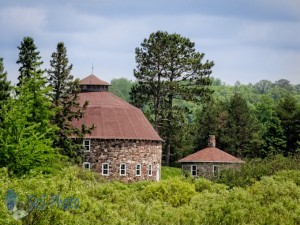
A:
<box><xmin>178</xmin><ymin>135</ymin><xmax>244</xmax><ymax>179</ymax></box>
<box><xmin>72</xmin><ymin>74</ymin><xmax>163</xmax><ymax>182</ymax></box>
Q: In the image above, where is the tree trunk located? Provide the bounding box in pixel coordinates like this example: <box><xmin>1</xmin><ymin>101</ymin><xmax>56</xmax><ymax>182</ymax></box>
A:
<box><xmin>165</xmin><ymin>90</ymin><xmax>173</xmax><ymax>166</ymax></box>
<box><xmin>154</xmin><ymin>73</ymin><xmax>161</xmax><ymax>130</ymax></box>
<box><xmin>165</xmin><ymin>137</ymin><xmax>171</xmax><ymax>166</ymax></box>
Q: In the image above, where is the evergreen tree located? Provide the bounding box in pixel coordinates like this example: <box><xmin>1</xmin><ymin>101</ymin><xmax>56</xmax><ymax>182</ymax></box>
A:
<box><xmin>0</xmin><ymin>58</ymin><xmax>11</xmax><ymax>101</ymax></box>
<box><xmin>0</xmin><ymin>58</ymin><xmax>12</xmax><ymax>124</ymax></box>
<box><xmin>15</xmin><ymin>37</ymin><xmax>52</xmax><ymax>131</ymax></box>
<box><xmin>47</xmin><ymin>42</ymin><xmax>93</xmax><ymax>159</ymax></box>
<box><xmin>254</xmin><ymin>95</ymin><xmax>286</xmax><ymax>157</ymax></box>
<box><xmin>195</xmin><ymin>98</ymin><xmax>229</xmax><ymax>150</ymax></box>
<box><xmin>223</xmin><ymin>93</ymin><xmax>261</xmax><ymax>157</ymax></box>
<box><xmin>260</xmin><ymin>116</ymin><xmax>286</xmax><ymax>157</ymax></box>
<box><xmin>131</xmin><ymin>31</ymin><xmax>214</xmax><ymax>165</ymax></box>
<box><xmin>16</xmin><ymin>37</ymin><xmax>43</xmax><ymax>86</ymax></box>
<box><xmin>276</xmin><ymin>95</ymin><xmax>300</xmax><ymax>155</ymax></box>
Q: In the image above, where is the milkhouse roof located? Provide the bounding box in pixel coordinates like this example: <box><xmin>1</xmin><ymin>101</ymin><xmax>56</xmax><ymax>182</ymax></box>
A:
<box><xmin>178</xmin><ymin>147</ymin><xmax>244</xmax><ymax>163</ymax></box>
<box><xmin>72</xmin><ymin>75</ymin><xmax>163</xmax><ymax>141</ymax></box>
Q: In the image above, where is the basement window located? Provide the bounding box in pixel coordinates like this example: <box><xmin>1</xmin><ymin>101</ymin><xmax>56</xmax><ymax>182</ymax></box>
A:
<box><xmin>102</xmin><ymin>163</ymin><xmax>109</xmax><ymax>176</ymax></box>
<box><xmin>82</xmin><ymin>162</ymin><xmax>91</xmax><ymax>171</ymax></box>
<box><xmin>191</xmin><ymin>165</ymin><xmax>197</xmax><ymax>177</ymax></box>
<box><xmin>136</xmin><ymin>164</ymin><xmax>141</xmax><ymax>176</ymax></box>
<box><xmin>148</xmin><ymin>164</ymin><xmax>152</xmax><ymax>176</ymax></box>
<box><xmin>120</xmin><ymin>163</ymin><xmax>126</xmax><ymax>176</ymax></box>
<box><xmin>83</xmin><ymin>139</ymin><xmax>91</xmax><ymax>152</ymax></box>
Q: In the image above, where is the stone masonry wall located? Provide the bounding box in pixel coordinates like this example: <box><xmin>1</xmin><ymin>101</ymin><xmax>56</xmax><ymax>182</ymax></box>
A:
<box><xmin>181</xmin><ymin>162</ymin><xmax>242</xmax><ymax>179</ymax></box>
<box><xmin>83</xmin><ymin>139</ymin><xmax>162</xmax><ymax>182</ymax></box>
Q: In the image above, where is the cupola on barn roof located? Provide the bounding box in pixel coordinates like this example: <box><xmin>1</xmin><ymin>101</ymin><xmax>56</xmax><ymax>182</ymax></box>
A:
<box><xmin>79</xmin><ymin>74</ymin><xmax>110</xmax><ymax>86</ymax></box>
<box><xmin>72</xmin><ymin>74</ymin><xmax>163</xmax><ymax>141</ymax></box>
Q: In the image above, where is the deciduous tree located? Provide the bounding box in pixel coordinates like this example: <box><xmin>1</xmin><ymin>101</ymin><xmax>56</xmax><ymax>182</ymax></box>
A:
<box><xmin>0</xmin><ymin>79</ymin><xmax>61</xmax><ymax>176</ymax></box>
<box><xmin>110</xmin><ymin>78</ymin><xmax>134</xmax><ymax>101</ymax></box>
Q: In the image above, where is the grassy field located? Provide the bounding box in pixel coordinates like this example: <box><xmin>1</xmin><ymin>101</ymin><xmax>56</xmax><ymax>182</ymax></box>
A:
<box><xmin>161</xmin><ymin>166</ymin><xmax>182</xmax><ymax>180</ymax></box>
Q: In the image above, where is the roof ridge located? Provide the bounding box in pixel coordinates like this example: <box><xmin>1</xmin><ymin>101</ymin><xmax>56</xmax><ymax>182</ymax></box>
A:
<box><xmin>178</xmin><ymin>146</ymin><xmax>244</xmax><ymax>163</ymax></box>
<box><xmin>79</xmin><ymin>74</ymin><xmax>110</xmax><ymax>85</ymax></box>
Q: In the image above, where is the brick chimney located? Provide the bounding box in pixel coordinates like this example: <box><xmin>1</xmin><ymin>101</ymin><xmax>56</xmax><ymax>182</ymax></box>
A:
<box><xmin>208</xmin><ymin>135</ymin><xmax>216</xmax><ymax>147</ymax></box>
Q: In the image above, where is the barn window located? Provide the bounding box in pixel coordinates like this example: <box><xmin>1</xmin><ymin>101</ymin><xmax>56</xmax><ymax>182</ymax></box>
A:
<box><xmin>136</xmin><ymin>164</ymin><xmax>141</xmax><ymax>176</ymax></box>
<box><xmin>120</xmin><ymin>163</ymin><xmax>126</xmax><ymax>176</ymax></box>
<box><xmin>83</xmin><ymin>139</ymin><xmax>91</xmax><ymax>152</ymax></box>
<box><xmin>102</xmin><ymin>163</ymin><xmax>109</xmax><ymax>176</ymax></box>
<box><xmin>191</xmin><ymin>165</ymin><xmax>197</xmax><ymax>177</ymax></box>
<box><xmin>82</xmin><ymin>162</ymin><xmax>91</xmax><ymax>171</ymax></box>
<box><xmin>148</xmin><ymin>164</ymin><xmax>152</xmax><ymax>176</ymax></box>
<box><xmin>213</xmin><ymin>165</ymin><xmax>220</xmax><ymax>177</ymax></box>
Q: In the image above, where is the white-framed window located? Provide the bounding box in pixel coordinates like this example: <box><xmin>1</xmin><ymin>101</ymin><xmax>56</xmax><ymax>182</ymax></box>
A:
<box><xmin>120</xmin><ymin>163</ymin><xmax>126</xmax><ymax>176</ymax></box>
<box><xmin>102</xmin><ymin>163</ymin><xmax>109</xmax><ymax>176</ymax></box>
<box><xmin>213</xmin><ymin>165</ymin><xmax>220</xmax><ymax>177</ymax></box>
<box><xmin>191</xmin><ymin>165</ymin><xmax>197</xmax><ymax>177</ymax></box>
<box><xmin>148</xmin><ymin>164</ymin><xmax>152</xmax><ymax>176</ymax></box>
<box><xmin>136</xmin><ymin>164</ymin><xmax>141</xmax><ymax>176</ymax></box>
<box><xmin>83</xmin><ymin>139</ymin><xmax>91</xmax><ymax>152</ymax></box>
<box><xmin>83</xmin><ymin>162</ymin><xmax>91</xmax><ymax>171</ymax></box>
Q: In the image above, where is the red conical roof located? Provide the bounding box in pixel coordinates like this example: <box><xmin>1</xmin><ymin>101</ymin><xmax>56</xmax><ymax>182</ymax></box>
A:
<box><xmin>79</xmin><ymin>74</ymin><xmax>110</xmax><ymax>86</ymax></box>
<box><xmin>72</xmin><ymin>75</ymin><xmax>162</xmax><ymax>141</ymax></box>
<box><xmin>178</xmin><ymin>147</ymin><xmax>244</xmax><ymax>163</ymax></box>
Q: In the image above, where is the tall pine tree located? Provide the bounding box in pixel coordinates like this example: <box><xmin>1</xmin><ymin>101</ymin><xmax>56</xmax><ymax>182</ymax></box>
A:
<box><xmin>0</xmin><ymin>58</ymin><xmax>12</xmax><ymax>124</ymax></box>
<box><xmin>0</xmin><ymin>58</ymin><xmax>11</xmax><ymax>101</ymax></box>
<box><xmin>131</xmin><ymin>31</ymin><xmax>214</xmax><ymax>165</ymax></box>
<box><xmin>16</xmin><ymin>37</ymin><xmax>53</xmax><ymax>131</ymax></box>
<box><xmin>47</xmin><ymin>42</ymin><xmax>93</xmax><ymax>159</ymax></box>
<box><xmin>16</xmin><ymin>37</ymin><xmax>43</xmax><ymax>87</ymax></box>
<box><xmin>195</xmin><ymin>97</ymin><xmax>229</xmax><ymax>150</ymax></box>
<box><xmin>0</xmin><ymin>38</ymin><xmax>63</xmax><ymax>176</ymax></box>
<box><xmin>276</xmin><ymin>94</ymin><xmax>300</xmax><ymax>155</ymax></box>
<box><xmin>223</xmin><ymin>93</ymin><xmax>261</xmax><ymax>157</ymax></box>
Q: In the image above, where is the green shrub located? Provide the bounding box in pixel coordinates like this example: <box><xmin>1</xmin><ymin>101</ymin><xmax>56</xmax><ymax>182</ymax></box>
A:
<box><xmin>140</xmin><ymin>178</ymin><xmax>197</xmax><ymax>207</ymax></box>
<box><xmin>1</xmin><ymin>166</ymin><xmax>300</xmax><ymax>224</ymax></box>
<box><xmin>194</xmin><ymin>177</ymin><xmax>228</xmax><ymax>193</ymax></box>
<box><xmin>217</xmin><ymin>154</ymin><xmax>300</xmax><ymax>188</ymax></box>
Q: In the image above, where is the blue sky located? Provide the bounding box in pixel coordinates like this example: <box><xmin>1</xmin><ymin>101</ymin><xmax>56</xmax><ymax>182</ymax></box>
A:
<box><xmin>0</xmin><ymin>0</ymin><xmax>299</xmax><ymax>85</ymax></box>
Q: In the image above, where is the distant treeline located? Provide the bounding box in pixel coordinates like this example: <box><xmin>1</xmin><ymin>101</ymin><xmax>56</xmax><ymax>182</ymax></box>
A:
<box><xmin>110</xmin><ymin>76</ymin><xmax>300</xmax><ymax>164</ymax></box>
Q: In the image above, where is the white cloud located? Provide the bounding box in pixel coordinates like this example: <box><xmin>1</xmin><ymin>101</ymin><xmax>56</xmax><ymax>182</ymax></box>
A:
<box><xmin>0</xmin><ymin>7</ymin><xmax>46</xmax><ymax>38</ymax></box>
<box><xmin>1</xmin><ymin>1</ymin><xmax>300</xmax><ymax>85</ymax></box>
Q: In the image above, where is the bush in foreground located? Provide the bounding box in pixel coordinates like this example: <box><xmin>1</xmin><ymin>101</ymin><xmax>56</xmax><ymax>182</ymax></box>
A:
<box><xmin>1</xmin><ymin>166</ymin><xmax>300</xmax><ymax>224</ymax></box>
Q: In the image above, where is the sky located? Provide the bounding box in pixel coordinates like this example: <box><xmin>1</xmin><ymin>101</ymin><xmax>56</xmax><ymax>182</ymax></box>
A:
<box><xmin>0</xmin><ymin>0</ymin><xmax>300</xmax><ymax>85</ymax></box>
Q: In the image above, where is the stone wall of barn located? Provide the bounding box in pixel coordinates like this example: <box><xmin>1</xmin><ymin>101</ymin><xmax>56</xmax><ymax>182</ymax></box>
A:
<box><xmin>181</xmin><ymin>162</ymin><xmax>242</xmax><ymax>179</ymax></box>
<box><xmin>83</xmin><ymin>139</ymin><xmax>162</xmax><ymax>182</ymax></box>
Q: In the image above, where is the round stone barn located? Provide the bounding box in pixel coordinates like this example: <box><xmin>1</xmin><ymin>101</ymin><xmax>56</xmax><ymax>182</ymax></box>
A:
<box><xmin>73</xmin><ymin>74</ymin><xmax>163</xmax><ymax>182</ymax></box>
